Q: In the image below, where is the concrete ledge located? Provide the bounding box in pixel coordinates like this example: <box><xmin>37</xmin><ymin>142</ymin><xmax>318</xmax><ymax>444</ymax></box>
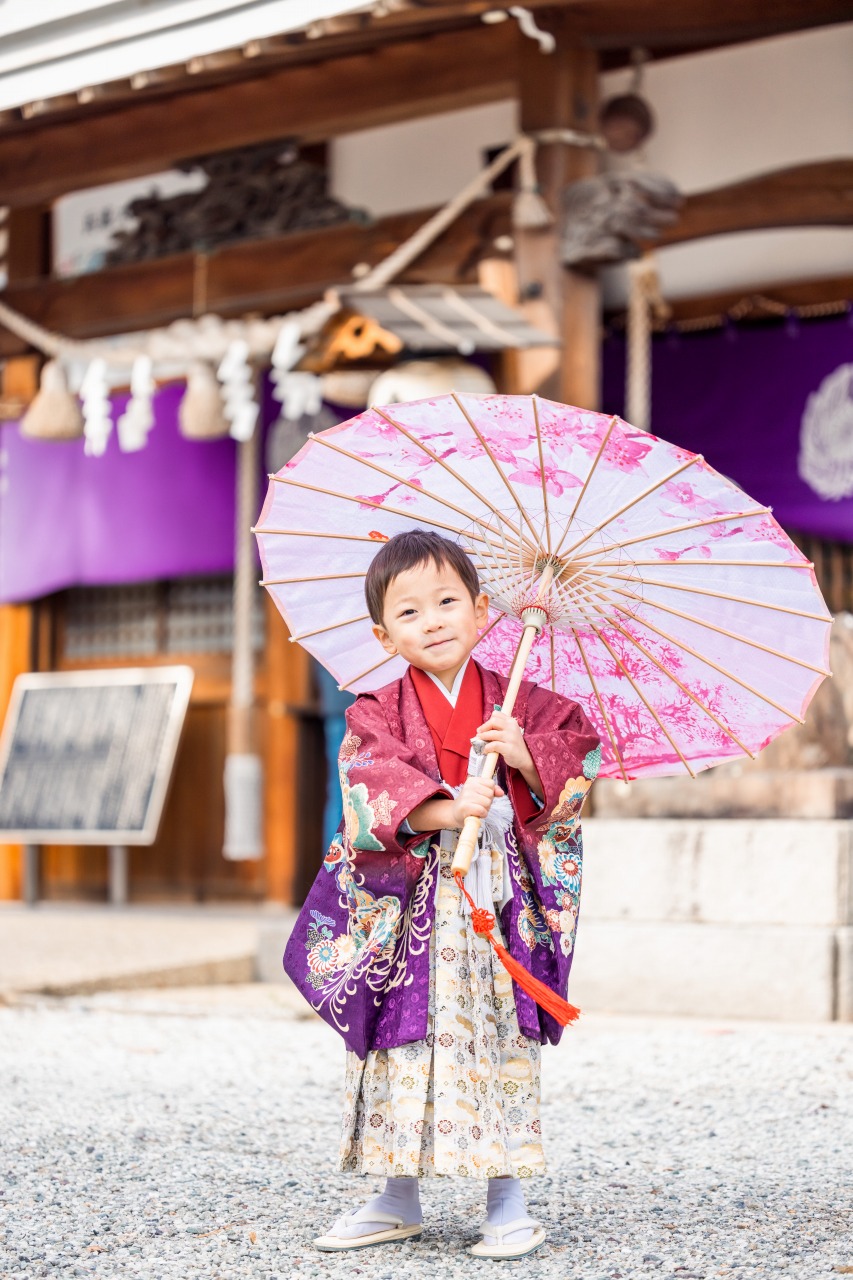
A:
<box><xmin>837</xmin><ymin>926</ymin><xmax>853</xmax><ymax>1022</ymax></box>
<box><xmin>7</xmin><ymin>955</ymin><xmax>256</xmax><ymax>1001</ymax></box>
<box><xmin>569</xmin><ymin>920</ymin><xmax>837</xmax><ymax>1021</ymax></box>
<box><xmin>0</xmin><ymin>904</ymin><xmax>294</xmax><ymax>1000</ymax></box>
<box><xmin>593</xmin><ymin>769</ymin><xmax>853</xmax><ymax>819</ymax></box>
<box><xmin>582</xmin><ymin>819</ymin><xmax>852</xmax><ymax>927</ymax></box>
<box><xmin>256</xmin><ymin>921</ymin><xmax>296</xmax><ymax>984</ymax></box>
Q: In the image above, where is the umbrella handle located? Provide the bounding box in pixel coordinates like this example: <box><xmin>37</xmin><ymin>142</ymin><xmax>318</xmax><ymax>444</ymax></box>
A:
<box><xmin>451</xmin><ymin>750</ymin><xmax>501</xmax><ymax>875</ymax></box>
<box><xmin>451</xmin><ymin>613</ymin><xmax>545</xmax><ymax>876</ymax></box>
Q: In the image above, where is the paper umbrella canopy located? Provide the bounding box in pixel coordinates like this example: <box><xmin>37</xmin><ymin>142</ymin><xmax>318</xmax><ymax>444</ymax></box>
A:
<box><xmin>254</xmin><ymin>392</ymin><xmax>832</xmax><ymax>781</ymax></box>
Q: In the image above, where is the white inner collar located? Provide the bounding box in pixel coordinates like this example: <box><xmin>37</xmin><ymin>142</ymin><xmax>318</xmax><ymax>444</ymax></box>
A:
<box><xmin>425</xmin><ymin>656</ymin><xmax>470</xmax><ymax>707</ymax></box>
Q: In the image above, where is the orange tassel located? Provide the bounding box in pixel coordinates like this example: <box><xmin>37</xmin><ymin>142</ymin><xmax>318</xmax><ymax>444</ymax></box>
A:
<box><xmin>454</xmin><ymin>871</ymin><xmax>580</xmax><ymax>1027</ymax></box>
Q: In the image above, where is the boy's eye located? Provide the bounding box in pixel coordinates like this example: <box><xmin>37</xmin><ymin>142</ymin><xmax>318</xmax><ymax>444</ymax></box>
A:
<box><xmin>399</xmin><ymin>608</ymin><xmax>416</xmax><ymax>618</ymax></box>
<box><xmin>440</xmin><ymin>596</ymin><xmax>456</xmax><ymax>605</ymax></box>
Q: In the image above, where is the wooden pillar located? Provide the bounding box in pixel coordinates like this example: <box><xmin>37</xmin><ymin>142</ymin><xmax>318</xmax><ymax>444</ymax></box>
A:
<box><xmin>513</xmin><ymin>11</ymin><xmax>601</xmax><ymax>409</ymax></box>
<box><xmin>0</xmin><ymin>204</ymin><xmax>45</xmax><ymax>890</ymax></box>
<box><xmin>6</xmin><ymin>204</ymin><xmax>51</xmax><ymax>284</ymax></box>
<box><xmin>262</xmin><ymin>597</ymin><xmax>313</xmax><ymax>903</ymax></box>
<box><xmin>0</xmin><ymin>604</ymin><xmax>32</xmax><ymax>899</ymax></box>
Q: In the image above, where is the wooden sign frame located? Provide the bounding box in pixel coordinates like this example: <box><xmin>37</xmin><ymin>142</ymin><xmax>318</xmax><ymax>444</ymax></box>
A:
<box><xmin>0</xmin><ymin>665</ymin><xmax>194</xmax><ymax>845</ymax></box>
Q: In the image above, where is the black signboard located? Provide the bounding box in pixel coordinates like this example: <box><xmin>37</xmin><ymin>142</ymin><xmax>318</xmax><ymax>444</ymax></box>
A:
<box><xmin>0</xmin><ymin>667</ymin><xmax>193</xmax><ymax>844</ymax></box>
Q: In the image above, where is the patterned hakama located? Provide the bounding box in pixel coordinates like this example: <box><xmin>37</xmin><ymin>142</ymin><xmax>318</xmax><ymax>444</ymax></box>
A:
<box><xmin>339</xmin><ymin>845</ymin><xmax>545</xmax><ymax>1179</ymax></box>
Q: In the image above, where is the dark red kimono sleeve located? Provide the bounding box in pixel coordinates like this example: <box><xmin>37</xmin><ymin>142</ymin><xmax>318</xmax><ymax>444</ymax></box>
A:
<box><xmin>508</xmin><ymin>683</ymin><xmax>601</xmax><ymax>834</ymax></box>
<box><xmin>341</xmin><ymin>694</ymin><xmax>451</xmax><ymax>854</ymax></box>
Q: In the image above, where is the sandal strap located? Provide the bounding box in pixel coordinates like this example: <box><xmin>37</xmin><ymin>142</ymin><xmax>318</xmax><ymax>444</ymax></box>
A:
<box><xmin>478</xmin><ymin>1215</ymin><xmax>540</xmax><ymax>1243</ymax></box>
<box><xmin>349</xmin><ymin>1207</ymin><xmax>405</xmax><ymax>1227</ymax></box>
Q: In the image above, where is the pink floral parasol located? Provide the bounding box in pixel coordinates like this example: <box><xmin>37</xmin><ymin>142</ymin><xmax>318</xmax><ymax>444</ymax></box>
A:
<box><xmin>254</xmin><ymin>392</ymin><xmax>831</xmax><ymax>781</ymax></box>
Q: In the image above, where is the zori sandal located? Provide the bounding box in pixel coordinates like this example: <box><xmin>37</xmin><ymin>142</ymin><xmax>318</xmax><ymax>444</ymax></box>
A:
<box><xmin>468</xmin><ymin>1217</ymin><xmax>546</xmax><ymax>1259</ymax></box>
<box><xmin>313</xmin><ymin>1207</ymin><xmax>423</xmax><ymax>1251</ymax></box>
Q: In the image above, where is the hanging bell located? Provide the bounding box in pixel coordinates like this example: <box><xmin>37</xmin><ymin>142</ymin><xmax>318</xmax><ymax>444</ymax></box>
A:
<box><xmin>178</xmin><ymin>360</ymin><xmax>230</xmax><ymax>440</ymax></box>
<box><xmin>20</xmin><ymin>360</ymin><xmax>84</xmax><ymax>441</ymax></box>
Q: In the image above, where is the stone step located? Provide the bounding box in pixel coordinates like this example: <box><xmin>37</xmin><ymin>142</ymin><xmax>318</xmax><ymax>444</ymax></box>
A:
<box><xmin>592</xmin><ymin>768</ymin><xmax>853</xmax><ymax>820</ymax></box>
<box><xmin>581</xmin><ymin>818</ymin><xmax>852</xmax><ymax>927</ymax></box>
<box><xmin>570</xmin><ymin>920</ymin><xmax>844</xmax><ymax>1021</ymax></box>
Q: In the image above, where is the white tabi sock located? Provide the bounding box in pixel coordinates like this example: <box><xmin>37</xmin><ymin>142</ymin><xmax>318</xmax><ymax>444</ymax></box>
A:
<box><xmin>486</xmin><ymin>1176</ymin><xmax>534</xmax><ymax>1245</ymax></box>
<box><xmin>330</xmin><ymin>1176</ymin><xmax>422</xmax><ymax>1239</ymax></box>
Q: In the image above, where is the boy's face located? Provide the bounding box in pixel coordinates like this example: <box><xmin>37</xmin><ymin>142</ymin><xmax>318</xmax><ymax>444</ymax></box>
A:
<box><xmin>373</xmin><ymin>559</ymin><xmax>489</xmax><ymax>687</ymax></box>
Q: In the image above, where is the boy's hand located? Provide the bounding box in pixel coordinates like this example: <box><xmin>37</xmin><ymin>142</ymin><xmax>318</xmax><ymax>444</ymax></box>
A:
<box><xmin>477</xmin><ymin>711</ymin><xmax>534</xmax><ymax>773</ymax></box>
<box><xmin>449</xmin><ymin>776</ymin><xmax>503</xmax><ymax>828</ymax></box>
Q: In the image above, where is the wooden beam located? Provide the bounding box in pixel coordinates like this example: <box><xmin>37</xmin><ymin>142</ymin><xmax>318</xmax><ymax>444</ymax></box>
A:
<box><xmin>606</xmin><ymin>273</ymin><xmax>853</xmax><ymax>328</ymax></box>
<box><xmin>5</xmin><ymin>205</ymin><xmax>51</xmax><ymax>284</ymax></box>
<box><xmin>0</xmin><ymin>195</ymin><xmax>512</xmax><ymax>357</ymax></box>
<box><xmin>653</xmin><ymin>160</ymin><xmax>853</xmax><ymax>247</ymax></box>
<box><xmin>514</xmin><ymin>10</ymin><xmax>601</xmax><ymax>409</ymax></box>
<box><xmin>0</xmin><ymin>24</ymin><xmax>517</xmax><ymax>208</ymax></box>
<box><xmin>563</xmin><ymin>0</ymin><xmax>853</xmax><ymax>50</ymax></box>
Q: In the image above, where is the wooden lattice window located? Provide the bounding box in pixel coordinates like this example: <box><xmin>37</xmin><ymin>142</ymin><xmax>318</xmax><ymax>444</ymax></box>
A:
<box><xmin>61</xmin><ymin>576</ymin><xmax>265</xmax><ymax>660</ymax></box>
<box><xmin>788</xmin><ymin>533</ymin><xmax>853</xmax><ymax>615</ymax></box>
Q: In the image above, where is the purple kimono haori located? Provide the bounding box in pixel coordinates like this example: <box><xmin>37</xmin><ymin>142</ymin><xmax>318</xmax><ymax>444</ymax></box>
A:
<box><xmin>284</xmin><ymin>659</ymin><xmax>600</xmax><ymax>1180</ymax></box>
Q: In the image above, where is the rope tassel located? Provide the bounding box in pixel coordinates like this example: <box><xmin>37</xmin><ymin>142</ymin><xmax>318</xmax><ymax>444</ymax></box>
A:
<box><xmin>454</xmin><ymin>871</ymin><xmax>581</xmax><ymax>1027</ymax></box>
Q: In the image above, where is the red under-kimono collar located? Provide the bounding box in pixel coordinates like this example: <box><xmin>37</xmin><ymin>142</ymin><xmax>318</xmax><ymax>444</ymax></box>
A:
<box><xmin>410</xmin><ymin>659</ymin><xmax>483</xmax><ymax>787</ymax></box>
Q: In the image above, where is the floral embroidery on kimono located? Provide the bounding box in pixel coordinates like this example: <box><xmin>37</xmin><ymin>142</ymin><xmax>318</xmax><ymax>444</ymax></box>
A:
<box><xmin>338</xmin><ymin>729</ymin><xmax>397</xmax><ymax>852</ymax></box>
<box><xmin>536</xmin><ymin>744</ymin><xmax>601</xmax><ymax>957</ymax></box>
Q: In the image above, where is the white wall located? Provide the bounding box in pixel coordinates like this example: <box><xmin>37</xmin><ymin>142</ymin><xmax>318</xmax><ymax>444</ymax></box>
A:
<box><xmin>332</xmin><ymin>23</ymin><xmax>853</xmax><ymax>304</ymax></box>
<box><xmin>331</xmin><ymin>99</ymin><xmax>518</xmax><ymax>220</ymax></box>
<box><xmin>601</xmin><ymin>21</ymin><xmax>853</xmax><ymax>301</ymax></box>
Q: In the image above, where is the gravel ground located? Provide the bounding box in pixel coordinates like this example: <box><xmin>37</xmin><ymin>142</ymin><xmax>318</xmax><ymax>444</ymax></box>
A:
<box><xmin>1</xmin><ymin>984</ymin><xmax>851</xmax><ymax>1280</ymax></box>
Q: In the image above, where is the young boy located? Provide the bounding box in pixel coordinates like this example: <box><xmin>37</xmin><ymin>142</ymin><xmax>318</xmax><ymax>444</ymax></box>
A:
<box><xmin>283</xmin><ymin>529</ymin><xmax>600</xmax><ymax>1259</ymax></box>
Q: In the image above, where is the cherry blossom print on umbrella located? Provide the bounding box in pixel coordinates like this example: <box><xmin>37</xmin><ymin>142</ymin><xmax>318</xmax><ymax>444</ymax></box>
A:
<box><xmin>254</xmin><ymin>392</ymin><xmax>831</xmax><ymax>782</ymax></box>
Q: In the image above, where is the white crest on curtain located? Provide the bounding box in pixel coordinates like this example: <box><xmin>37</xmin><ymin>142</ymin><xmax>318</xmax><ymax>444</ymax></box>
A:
<box><xmin>799</xmin><ymin>363</ymin><xmax>853</xmax><ymax>501</ymax></box>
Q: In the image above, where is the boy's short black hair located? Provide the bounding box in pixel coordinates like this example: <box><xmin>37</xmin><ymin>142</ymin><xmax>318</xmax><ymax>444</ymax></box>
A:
<box><xmin>365</xmin><ymin>529</ymin><xmax>480</xmax><ymax>625</ymax></box>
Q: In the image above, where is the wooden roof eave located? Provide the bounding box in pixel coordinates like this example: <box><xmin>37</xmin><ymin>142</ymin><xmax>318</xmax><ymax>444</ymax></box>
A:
<box><xmin>1</xmin><ymin>2</ymin><xmax>851</xmax><ymax>205</ymax></box>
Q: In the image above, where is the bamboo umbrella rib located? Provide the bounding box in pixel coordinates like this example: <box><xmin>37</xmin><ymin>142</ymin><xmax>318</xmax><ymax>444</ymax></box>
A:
<box><xmin>374</xmin><ymin>408</ymin><xmax>539</xmax><ymax>558</ymax></box>
<box><xmin>272</xmin><ymin>475</ymin><xmax>499</xmax><ymax>549</ymax></box>
<box><xmin>451</xmin><ymin>393</ymin><xmax>545</xmax><ymax>554</ymax></box>
<box><xmin>566</xmin><ymin>507</ymin><xmax>772</xmax><ymax>563</ymax></box>
<box><xmin>289</xmin><ymin>612</ymin><xmax>371</xmax><ymax>642</ymax></box>
<box><xmin>559</xmin><ymin>455</ymin><xmax>703</xmax><ymax>560</ymax></box>
<box><xmin>252</xmin><ymin>527</ymin><xmax>382</xmax><ymax>542</ymax></box>
<box><xmin>307</xmin><ymin>432</ymin><xmax>529</xmax><ymax>558</ymax></box>
<box><xmin>579</xmin><ymin>611</ymin><xmax>696</xmax><ymax>778</ymax></box>
<box><xmin>549</xmin><ymin>625</ymin><xmax>556</xmax><ymax>692</ymax></box>
<box><xmin>591</xmin><ymin>610</ymin><xmax>756</xmax><ymax>758</ymax></box>
<box><xmin>606</xmin><ymin>572</ymin><xmax>831</xmax><ymax>622</ymax></box>
<box><xmin>473</xmin><ymin>611</ymin><xmax>507</xmax><ymax>649</ymax></box>
<box><xmin>570</xmin><ymin>624</ymin><xmax>630</xmax><ymax>782</ymax></box>
<box><xmin>554</xmin><ymin>415</ymin><xmax>617</xmax><ymax>555</ymax></box>
<box><xmin>594</xmin><ymin>557</ymin><xmax>815</xmax><ymax>569</ymax></box>
<box><xmin>609</xmin><ymin>584</ymin><xmax>832</xmax><ymax>677</ymax></box>
<box><xmin>531</xmin><ymin>396</ymin><xmax>552</xmax><ymax>554</ymax></box>
<box><xmin>338</xmin><ymin>651</ymin><xmax>397</xmax><ymax>692</ymax></box>
<box><xmin>261</xmin><ymin>571</ymin><xmax>366</xmax><ymax>585</ymax></box>
<box><xmin>606</xmin><ymin>597</ymin><xmax>806</xmax><ymax>723</ymax></box>
<box><xmin>476</xmin><ymin>526</ymin><xmax>516</xmax><ymax>587</ymax></box>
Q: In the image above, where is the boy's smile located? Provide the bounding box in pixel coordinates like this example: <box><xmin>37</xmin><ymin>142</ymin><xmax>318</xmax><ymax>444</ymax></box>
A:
<box><xmin>372</xmin><ymin>559</ymin><xmax>490</xmax><ymax>691</ymax></box>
